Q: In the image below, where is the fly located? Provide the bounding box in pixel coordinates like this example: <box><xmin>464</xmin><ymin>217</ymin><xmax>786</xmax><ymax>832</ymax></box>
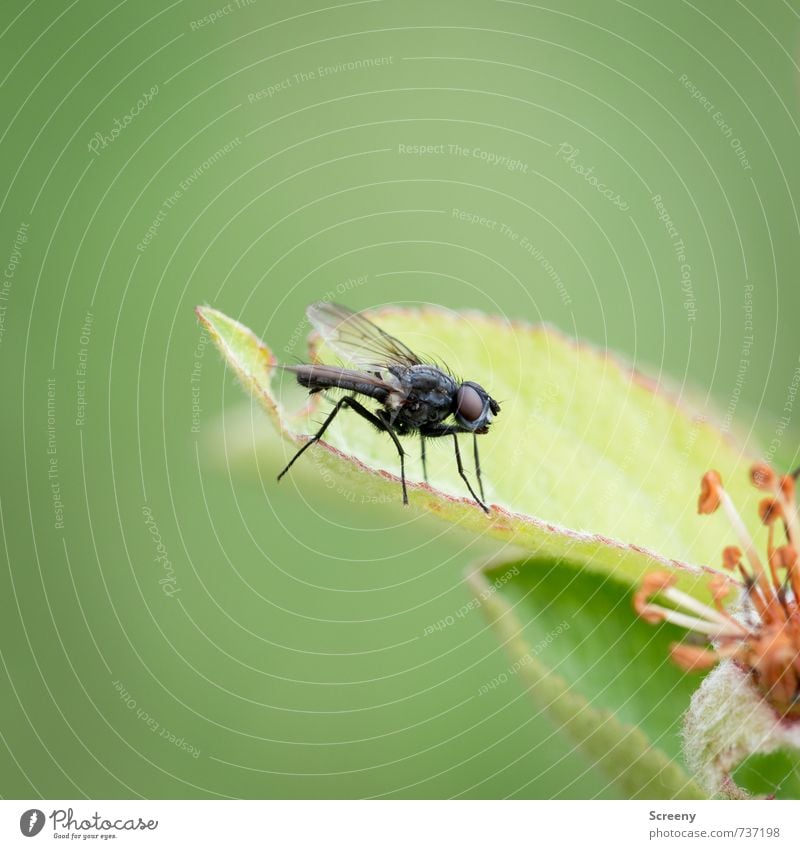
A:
<box><xmin>277</xmin><ymin>302</ymin><xmax>501</xmax><ymax>513</ymax></box>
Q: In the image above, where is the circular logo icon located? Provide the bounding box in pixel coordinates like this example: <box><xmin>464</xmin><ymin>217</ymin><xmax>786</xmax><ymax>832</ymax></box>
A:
<box><xmin>19</xmin><ymin>809</ymin><xmax>45</xmax><ymax>837</ymax></box>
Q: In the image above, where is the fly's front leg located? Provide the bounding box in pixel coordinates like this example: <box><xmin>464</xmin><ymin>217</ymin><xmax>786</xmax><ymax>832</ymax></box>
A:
<box><xmin>420</xmin><ymin>424</ymin><xmax>489</xmax><ymax>513</ymax></box>
<box><xmin>473</xmin><ymin>434</ymin><xmax>485</xmax><ymax>502</ymax></box>
<box><xmin>451</xmin><ymin>434</ymin><xmax>488</xmax><ymax>513</ymax></box>
<box><xmin>420</xmin><ymin>435</ymin><xmax>428</xmax><ymax>483</ymax></box>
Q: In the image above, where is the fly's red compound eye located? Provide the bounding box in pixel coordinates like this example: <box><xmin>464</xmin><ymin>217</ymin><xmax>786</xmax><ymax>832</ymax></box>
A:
<box><xmin>456</xmin><ymin>384</ymin><xmax>484</xmax><ymax>422</ymax></box>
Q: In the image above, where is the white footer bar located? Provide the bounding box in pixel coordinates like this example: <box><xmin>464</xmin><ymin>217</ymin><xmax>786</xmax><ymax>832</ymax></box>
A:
<box><xmin>2</xmin><ymin>800</ymin><xmax>795</xmax><ymax>848</ymax></box>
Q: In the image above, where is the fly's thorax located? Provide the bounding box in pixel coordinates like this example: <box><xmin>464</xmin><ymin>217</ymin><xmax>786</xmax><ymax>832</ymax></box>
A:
<box><xmin>392</xmin><ymin>365</ymin><xmax>458</xmax><ymax>429</ymax></box>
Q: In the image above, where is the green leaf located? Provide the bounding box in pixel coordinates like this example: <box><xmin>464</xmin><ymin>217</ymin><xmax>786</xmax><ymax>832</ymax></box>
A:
<box><xmin>467</xmin><ymin>565</ymin><xmax>706</xmax><ymax>799</ymax></box>
<box><xmin>196</xmin><ymin>304</ymin><xmax>760</xmax><ymax>594</ymax></box>
<box><xmin>734</xmin><ymin>751</ymin><xmax>800</xmax><ymax>799</ymax></box>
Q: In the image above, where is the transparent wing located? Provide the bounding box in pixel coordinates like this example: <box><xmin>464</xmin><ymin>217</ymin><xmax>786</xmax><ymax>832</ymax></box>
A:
<box><xmin>306</xmin><ymin>302</ymin><xmax>421</xmax><ymax>368</ymax></box>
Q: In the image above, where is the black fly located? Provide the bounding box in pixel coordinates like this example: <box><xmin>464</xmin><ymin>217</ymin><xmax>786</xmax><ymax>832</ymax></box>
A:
<box><xmin>277</xmin><ymin>302</ymin><xmax>501</xmax><ymax>513</ymax></box>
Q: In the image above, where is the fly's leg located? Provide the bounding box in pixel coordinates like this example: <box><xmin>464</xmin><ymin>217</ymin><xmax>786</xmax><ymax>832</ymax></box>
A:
<box><xmin>375</xmin><ymin>410</ymin><xmax>408</xmax><ymax>505</ymax></box>
<box><xmin>278</xmin><ymin>396</ymin><xmax>408</xmax><ymax>505</ymax></box>
<box><xmin>277</xmin><ymin>396</ymin><xmax>353</xmax><ymax>482</ymax></box>
<box><xmin>420</xmin><ymin>435</ymin><xmax>428</xmax><ymax>483</ymax></box>
<box><xmin>452</xmin><ymin>434</ymin><xmax>488</xmax><ymax>514</ymax></box>
<box><xmin>419</xmin><ymin>423</ymin><xmax>490</xmax><ymax>514</ymax></box>
<box><xmin>473</xmin><ymin>433</ymin><xmax>485</xmax><ymax>502</ymax></box>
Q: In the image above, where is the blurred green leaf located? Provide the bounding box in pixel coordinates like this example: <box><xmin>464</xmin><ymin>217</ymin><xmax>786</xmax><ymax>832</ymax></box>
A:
<box><xmin>467</xmin><ymin>564</ymin><xmax>706</xmax><ymax>799</ymax></box>
<box><xmin>734</xmin><ymin>750</ymin><xmax>800</xmax><ymax>799</ymax></box>
<box><xmin>477</xmin><ymin>555</ymin><xmax>700</xmax><ymax>761</ymax></box>
<box><xmin>197</xmin><ymin>304</ymin><xmax>759</xmax><ymax>596</ymax></box>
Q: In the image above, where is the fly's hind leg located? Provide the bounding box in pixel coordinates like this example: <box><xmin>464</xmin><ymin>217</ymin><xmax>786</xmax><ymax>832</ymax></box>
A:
<box><xmin>277</xmin><ymin>395</ymin><xmax>353</xmax><ymax>482</ymax></box>
<box><xmin>278</xmin><ymin>396</ymin><xmax>408</xmax><ymax>506</ymax></box>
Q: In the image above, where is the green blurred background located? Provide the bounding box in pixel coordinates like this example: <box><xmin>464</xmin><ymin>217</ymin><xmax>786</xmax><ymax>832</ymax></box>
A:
<box><xmin>1</xmin><ymin>0</ymin><xmax>799</xmax><ymax>799</ymax></box>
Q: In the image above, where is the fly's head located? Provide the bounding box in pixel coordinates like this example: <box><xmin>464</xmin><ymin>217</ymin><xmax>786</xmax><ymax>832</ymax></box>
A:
<box><xmin>453</xmin><ymin>381</ymin><xmax>501</xmax><ymax>434</ymax></box>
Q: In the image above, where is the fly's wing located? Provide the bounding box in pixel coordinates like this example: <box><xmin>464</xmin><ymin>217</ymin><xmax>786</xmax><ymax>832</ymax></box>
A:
<box><xmin>282</xmin><ymin>364</ymin><xmax>403</xmax><ymax>402</ymax></box>
<box><xmin>306</xmin><ymin>302</ymin><xmax>421</xmax><ymax>368</ymax></box>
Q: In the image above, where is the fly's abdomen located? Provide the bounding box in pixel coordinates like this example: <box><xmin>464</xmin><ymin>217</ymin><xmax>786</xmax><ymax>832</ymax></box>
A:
<box><xmin>291</xmin><ymin>365</ymin><xmax>391</xmax><ymax>402</ymax></box>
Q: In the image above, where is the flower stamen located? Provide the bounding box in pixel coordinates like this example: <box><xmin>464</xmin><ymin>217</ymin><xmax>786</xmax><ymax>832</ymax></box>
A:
<box><xmin>635</xmin><ymin>571</ymin><xmax>748</xmax><ymax>638</ymax></box>
<box><xmin>637</xmin><ymin>462</ymin><xmax>800</xmax><ymax>718</ymax></box>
